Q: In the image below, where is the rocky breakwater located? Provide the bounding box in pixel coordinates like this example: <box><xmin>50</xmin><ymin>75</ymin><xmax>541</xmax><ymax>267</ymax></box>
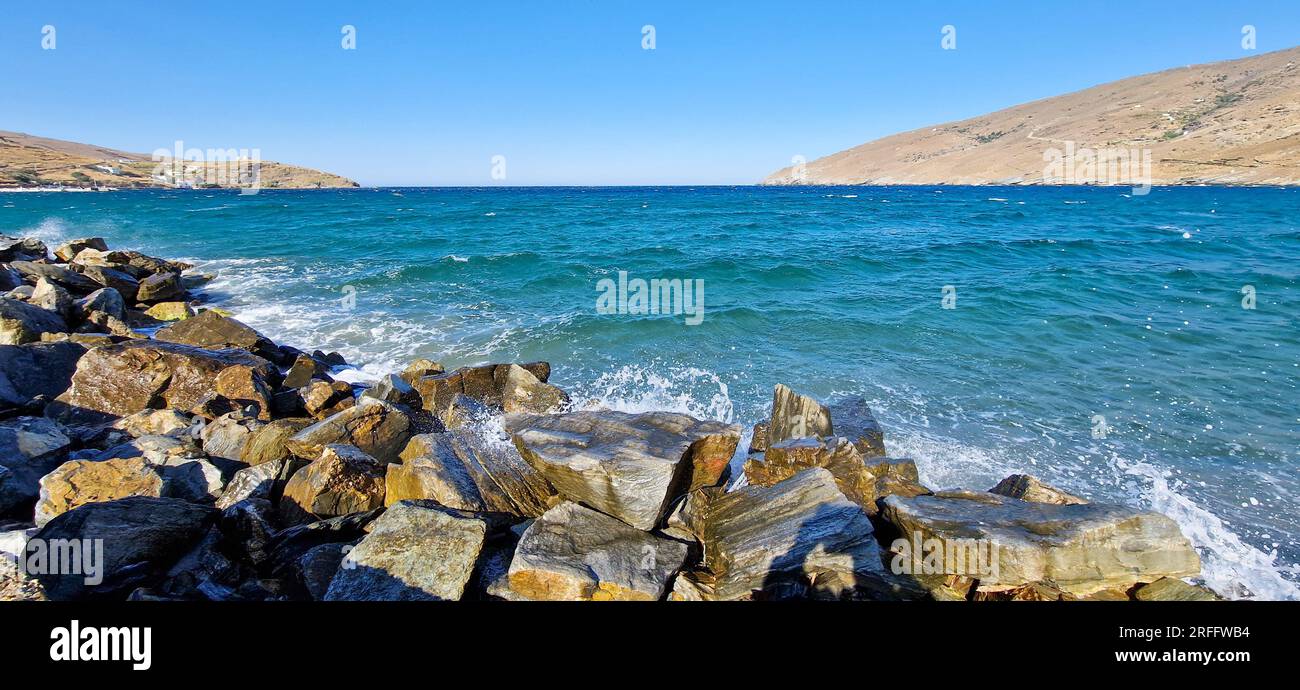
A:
<box><xmin>0</xmin><ymin>233</ymin><xmax>1216</xmax><ymax>602</ymax></box>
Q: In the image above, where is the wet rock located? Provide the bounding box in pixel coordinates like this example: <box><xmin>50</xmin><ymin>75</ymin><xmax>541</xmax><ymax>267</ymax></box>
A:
<box><xmin>506</xmin><ymin>410</ymin><xmax>740</xmax><ymax>530</ymax></box>
<box><xmin>399</xmin><ymin>358</ymin><xmax>444</xmax><ymax>385</ymax></box>
<box><xmin>281</xmin><ymin>444</ymin><xmax>388</xmax><ymax>525</ymax></box>
<box><xmin>0</xmin><ymin>296</ymin><xmax>68</xmax><ymax>344</ymax></box>
<box><xmin>768</xmin><ymin>384</ymin><xmax>833</xmax><ymax>446</ymax></box>
<box><xmin>360</xmin><ymin>373</ymin><xmax>420</xmax><ymax>407</ymax></box>
<box><xmin>323</xmin><ymin>500</ymin><xmax>494</xmax><ymax>601</ymax></box>
<box><xmin>9</xmin><ymin>261</ymin><xmax>99</xmax><ymax>293</ymax></box>
<box><xmin>76</xmin><ymin>266</ymin><xmax>139</xmax><ymax>303</ymax></box>
<box><xmin>0</xmin><ymin>417</ymin><xmax>72</xmax><ymax>513</ymax></box>
<box><xmin>56</xmin><ymin>340</ymin><xmax>276</xmax><ymax>424</ymax></box>
<box><xmin>826</xmin><ymin>397</ymin><xmax>887</xmax><ymax>456</ymax></box>
<box><xmin>412</xmin><ymin>362</ymin><xmax>562</xmax><ymax>417</ymax></box>
<box><xmin>495</xmin><ymin>364</ymin><xmax>569</xmax><ymax>413</ymax></box>
<box><xmin>670</xmin><ymin>467</ymin><xmax>906</xmax><ymax>601</ymax></box>
<box><xmin>441</xmin><ymin>393</ymin><xmax>491</xmax><ymax>430</ymax></box>
<box><xmin>863</xmin><ymin>457</ymin><xmax>930</xmax><ymax>505</ymax></box>
<box><xmin>1133</xmin><ymin>577</ymin><xmax>1219</xmax><ymax>601</ymax></box>
<box><xmin>879</xmin><ymin>490</ymin><xmax>1200</xmax><ymax>595</ymax></box>
<box><xmin>745</xmin><ymin>436</ymin><xmax>874</xmax><ymax>507</ymax></box>
<box><xmin>112</xmin><ymin>409</ymin><xmax>195</xmax><ymax>438</ymax></box>
<box><xmin>54</xmin><ymin>238</ymin><xmax>107</xmax><ymax>263</ymax></box>
<box><xmin>284</xmin><ymin>398</ymin><xmax>412</xmax><ymax>464</ymax></box>
<box><xmin>153</xmin><ymin>310</ymin><xmax>276</xmax><ymax>358</ymax></box>
<box><xmin>299</xmin><ymin>380</ymin><xmax>355</xmax><ymax>418</ymax></box>
<box><xmin>31</xmin><ymin>496</ymin><xmax>218</xmax><ymax>600</ymax></box>
<box><xmin>0</xmin><ymin>341</ymin><xmax>85</xmax><ymax>410</ymax></box>
<box><xmin>506</xmin><ymin>501</ymin><xmax>689</xmax><ymax>601</ymax></box>
<box><xmin>143</xmin><ymin>301</ymin><xmax>193</xmax><ymax>321</ymax></box>
<box><xmin>31</xmin><ymin>278</ymin><xmax>74</xmax><ymax>321</ymax></box>
<box><xmin>74</xmin><ymin>287</ymin><xmax>127</xmax><ymax>322</ymax></box>
<box><xmin>216</xmin><ymin>459</ymin><xmax>293</xmax><ymax>511</ymax></box>
<box><xmin>240</xmin><ymin>418</ymin><xmax>314</xmax><ymax>466</ymax></box>
<box><xmin>989</xmin><ymin>474</ymin><xmax>1087</xmax><ymax>505</ymax></box>
<box><xmin>387</xmin><ymin>430</ymin><xmax>557</xmax><ymax>517</ymax></box>
<box><xmin>135</xmin><ymin>271</ymin><xmax>184</xmax><ymax>302</ymax></box>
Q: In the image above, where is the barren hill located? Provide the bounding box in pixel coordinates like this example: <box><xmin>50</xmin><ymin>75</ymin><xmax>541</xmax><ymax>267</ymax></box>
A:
<box><xmin>764</xmin><ymin>46</ymin><xmax>1300</xmax><ymax>186</ymax></box>
<box><xmin>0</xmin><ymin>131</ymin><xmax>358</xmax><ymax>189</ymax></box>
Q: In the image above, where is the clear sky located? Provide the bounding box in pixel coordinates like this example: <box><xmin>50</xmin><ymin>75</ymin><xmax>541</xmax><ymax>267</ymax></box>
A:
<box><xmin>3</xmin><ymin>1</ymin><xmax>1299</xmax><ymax>186</ymax></box>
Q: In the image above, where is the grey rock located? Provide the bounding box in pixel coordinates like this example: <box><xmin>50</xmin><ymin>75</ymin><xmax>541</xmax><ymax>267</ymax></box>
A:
<box><xmin>135</xmin><ymin>271</ymin><xmax>184</xmax><ymax>302</ymax></box>
<box><xmin>74</xmin><ymin>287</ymin><xmax>127</xmax><ymax>322</ymax></box>
<box><xmin>506</xmin><ymin>501</ymin><xmax>689</xmax><ymax>601</ymax></box>
<box><xmin>0</xmin><ymin>296</ymin><xmax>67</xmax><ymax>344</ymax></box>
<box><xmin>827</xmin><ymin>396</ymin><xmax>887</xmax><ymax>456</ymax></box>
<box><xmin>216</xmin><ymin>458</ymin><xmax>289</xmax><ymax>511</ymax></box>
<box><xmin>30</xmin><ymin>278</ymin><xmax>74</xmax><ymax>321</ymax></box>
<box><xmin>0</xmin><ymin>341</ymin><xmax>85</xmax><ymax>410</ymax></box>
<box><xmin>505</xmin><ymin>410</ymin><xmax>740</xmax><ymax>530</ymax></box>
<box><xmin>76</xmin><ymin>265</ymin><xmax>139</xmax><ymax>303</ymax></box>
<box><xmin>0</xmin><ymin>417</ymin><xmax>72</xmax><ymax>511</ymax></box>
<box><xmin>299</xmin><ymin>542</ymin><xmax>350</xmax><ymax>600</ymax></box>
<box><xmin>360</xmin><ymin>373</ymin><xmax>420</xmax><ymax>407</ymax></box>
<box><xmin>8</xmin><ymin>261</ymin><xmax>99</xmax><ymax>293</ymax></box>
<box><xmin>200</xmin><ymin>412</ymin><xmax>264</xmax><ymax>463</ymax></box>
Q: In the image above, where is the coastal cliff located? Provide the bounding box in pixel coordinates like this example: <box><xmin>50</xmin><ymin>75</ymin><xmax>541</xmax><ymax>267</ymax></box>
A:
<box><xmin>764</xmin><ymin>46</ymin><xmax>1300</xmax><ymax>187</ymax></box>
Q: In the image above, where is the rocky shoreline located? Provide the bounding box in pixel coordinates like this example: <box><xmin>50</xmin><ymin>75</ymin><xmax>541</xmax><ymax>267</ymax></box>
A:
<box><xmin>0</xmin><ymin>233</ymin><xmax>1219</xmax><ymax>601</ymax></box>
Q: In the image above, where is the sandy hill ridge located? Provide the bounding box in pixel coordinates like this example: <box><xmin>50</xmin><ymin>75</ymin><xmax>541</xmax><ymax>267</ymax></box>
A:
<box><xmin>764</xmin><ymin>46</ymin><xmax>1300</xmax><ymax>186</ymax></box>
<box><xmin>0</xmin><ymin>131</ymin><xmax>357</xmax><ymax>189</ymax></box>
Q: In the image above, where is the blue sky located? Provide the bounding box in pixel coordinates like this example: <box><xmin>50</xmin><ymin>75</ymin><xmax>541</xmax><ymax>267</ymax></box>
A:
<box><xmin>3</xmin><ymin>1</ymin><xmax>1299</xmax><ymax>186</ymax></box>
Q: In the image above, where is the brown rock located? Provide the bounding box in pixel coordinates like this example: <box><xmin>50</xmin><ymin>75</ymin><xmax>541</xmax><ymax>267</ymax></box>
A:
<box><xmin>135</xmin><ymin>271</ymin><xmax>185</xmax><ymax>302</ymax></box>
<box><xmin>284</xmin><ymin>398</ymin><xmax>412</xmax><ymax>464</ymax></box>
<box><xmin>767</xmin><ymin>384</ymin><xmax>833</xmax><ymax>446</ymax></box>
<box><xmin>281</xmin><ymin>444</ymin><xmax>388</xmax><ymax>524</ymax></box>
<box><xmin>387</xmin><ymin>430</ymin><xmax>558</xmax><ymax>517</ymax></box>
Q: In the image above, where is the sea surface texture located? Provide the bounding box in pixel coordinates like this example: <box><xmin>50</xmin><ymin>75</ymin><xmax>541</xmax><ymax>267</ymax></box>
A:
<box><xmin>4</xmin><ymin>185</ymin><xmax>1297</xmax><ymax>599</ymax></box>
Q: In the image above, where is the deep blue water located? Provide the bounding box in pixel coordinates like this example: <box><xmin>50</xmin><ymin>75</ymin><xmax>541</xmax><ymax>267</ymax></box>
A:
<box><xmin>3</xmin><ymin>185</ymin><xmax>1297</xmax><ymax>598</ymax></box>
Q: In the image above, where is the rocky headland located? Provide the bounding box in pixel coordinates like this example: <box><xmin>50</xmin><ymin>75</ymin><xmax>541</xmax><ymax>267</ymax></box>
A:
<box><xmin>0</xmin><ymin>233</ymin><xmax>1217</xmax><ymax>602</ymax></box>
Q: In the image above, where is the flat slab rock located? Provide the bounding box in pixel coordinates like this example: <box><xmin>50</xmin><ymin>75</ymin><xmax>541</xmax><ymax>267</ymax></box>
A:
<box><xmin>504</xmin><ymin>410</ymin><xmax>740</xmax><ymax>530</ymax></box>
<box><xmin>388</xmin><ymin>430</ymin><xmax>557</xmax><ymax>518</ymax></box>
<box><xmin>284</xmin><ymin>398</ymin><xmax>411</xmax><ymax>465</ymax></box>
<box><xmin>324</xmin><ymin>500</ymin><xmax>495</xmax><ymax>601</ymax></box>
<box><xmin>671</xmin><ymin>467</ymin><xmax>908</xmax><ymax>601</ymax></box>
<box><xmin>879</xmin><ymin>490</ymin><xmax>1200</xmax><ymax>595</ymax></box>
<box><xmin>506</xmin><ymin>501</ymin><xmax>689</xmax><ymax>601</ymax></box>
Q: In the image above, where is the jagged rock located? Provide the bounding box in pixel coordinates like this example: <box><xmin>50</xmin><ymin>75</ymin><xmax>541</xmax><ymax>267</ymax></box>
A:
<box><xmin>135</xmin><ymin>271</ymin><xmax>184</xmax><ymax>302</ymax></box>
<box><xmin>495</xmin><ymin>364</ymin><xmax>569</xmax><ymax>413</ymax></box>
<box><xmin>1133</xmin><ymin>577</ymin><xmax>1219</xmax><ymax>601</ymax></box>
<box><xmin>31</xmin><ymin>496</ymin><xmax>218</xmax><ymax>600</ymax></box>
<box><xmin>324</xmin><ymin>500</ymin><xmax>495</xmax><ymax>601</ymax></box>
<box><xmin>240</xmin><ymin>418</ymin><xmax>314</xmax><ymax>465</ymax></box>
<box><xmin>989</xmin><ymin>474</ymin><xmax>1087</xmax><ymax>505</ymax></box>
<box><xmin>299</xmin><ymin>542</ymin><xmax>350</xmax><ymax>600</ymax></box>
<box><xmin>34</xmin><ymin>453</ymin><xmax>224</xmax><ymax>525</ymax></box>
<box><xmin>153</xmin><ymin>310</ymin><xmax>276</xmax><ymax>359</ymax></box>
<box><xmin>76</xmin><ymin>266</ymin><xmax>139</xmax><ymax>303</ymax></box>
<box><xmin>0</xmin><ymin>236</ymin><xmax>48</xmax><ymax>262</ymax></box>
<box><xmin>213</xmin><ymin>364</ymin><xmax>275</xmax><ymax>420</ymax></box>
<box><xmin>74</xmin><ymin>287</ymin><xmax>127</xmax><ymax>322</ymax></box>
<box><xmin>112</xmin><ymin>409</ymin><xmax>195</xmax><ymax>438</ymax></box>
<box><xmin>863</xmin><ymin>457</ymin><xmax>930</xmax><ymax>505</ymax></box>
<box><xmin>56</xmin><ymin>340</ymin><xmax>277</xmax><ymax>424</ymax></box>
<box><xmin>163</xmin><ymin>458</ymin><xmax>228</xmax><ymax>505</ymax></box>
<box><xmin>0</xmin><ymin>264</ymin><xmax>24</xmax><ymax>292</ymax></box>
<box><xmin>826</xmin><ymin>397</ymin><xmax>887</xmax><ymax>456</ymax></box>
<box><xmin>669</xmin><ymin>467</ymin><xmax>909</xmax><ymax>601</ymax></box>
<box><xmin>299</xmin><ymin>380</ymin><xmax>355</xmax><ymax>418</ymax></box>
<box><xmin>387</xmin><ymin>430</ymin><xmax>557</xmax><ymax>517</ymax></box>
<box><xmin>200</xmin><ymin>413</ymin><xmax>264</xmax><ymax>463</ymax></box>
<box><xmin>745</xmin><ymin>436</ymin><xmax>874</xmax><ymax>506</ymax></box>
<box><xmin>506</xmin><ymin>501</ymin><xmax>689</xmax><ymax>601</ymax></box>
<box><xmin>156</xmin><ymin>526</ymin><xmax>247</xmax><ymax>601</ymax></box>
<box><xmin>216</xmin><ymin>458</ymin><xmax>298</xmax><ymax>511</ymax></box>
<box><xmin>9</xmin><ymin>261</ymin><xmax>99</xmax><ymax>293</ymax></box>
<box><xmin>399</xmin><ymin>358</ymin><xmax>444</xmax><ymax>385</ymax></box>
<box><xmin>30</xmin><ymin>278</ymin><xmax>74</xmax><ymax>321</ymax></box>
<box><xmin>284</xmin><ymin>398</ymin><xmax>411</xmax><ymax>464</ymax></box>
<box><xmin>412</xmin><ymin>362</ymin><xmax>560</xmax><ymax>416</ymax></box>
<box><xmin>0</xmin><ymin>417</ymin><xmax>72</xmax><ymax>513</ymax></box>
<box><xmin>0</xmin><ymin>341</ymin><xmax>85</xmax><ymax>410</ymax></box>
<box><xmin>264</xmin><ymin>509</ymin><xmax>382</xmax><ymax>583</ymax></box>
<box><xmin>54</xmin><ymin>238</ymin><xmax>107</xmax><ymax>262</ymax></box>
<box><xmin>360</xmin><ymin>373</ymin><xmax>420</xmax><ymax>407</ymax></box>
<box><xmin>282</xmin><ymin>354</ymin><xmax>330</xmax><ymax>389</ymax></box>
<box><xmin>281</xmin><ymin>444</ymin><xmax>388</xmax><ymax>524</ymax></box>
<box><xmin>0</xmin><ymin>296</ymin><xmax>67</xmax><ymax>344</ymax></box>
<box><xmin>767</xmin><ymin>384</ymin><xmax>834</xmax><ymax>447</ymax></box>
<box><xmin>749</xmin><ymin>423</ymin><xmax>768</xmax><ymax>454</ymax></box>
<box><xmin>143</xmin><ymin>301</ymin><xmax>193</xmax><ymax>321</ymax></box>
<box><xmin>505</xmin><ymin>410</ymin><xmax>739</xmax><ymax>530</ymax></box>
<box><xmin>879</xmin><ymin>490</ymin><xmax>1200</xmax><ymax>595</ymax></box>
<box><xmin>5</xmin><ymin>285</ymin><xmax>33</xmax><ymax>300</ymax></box>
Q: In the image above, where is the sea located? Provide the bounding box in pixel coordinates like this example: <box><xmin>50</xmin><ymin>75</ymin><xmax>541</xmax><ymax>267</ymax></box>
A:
<box><xmin>3</xmin><ymin>185</ymin><xmax>1297</xmax><ymax>600</ymax></box>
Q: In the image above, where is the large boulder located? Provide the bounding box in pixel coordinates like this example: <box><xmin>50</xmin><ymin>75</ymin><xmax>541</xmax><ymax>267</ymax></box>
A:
<box><xmin>324</xmin><ymin>500</ymin><xmax>496</xmax><ymax>601</ymax></box>
<box><xmin>506</xmin><ymin>501</ymin><xmax>689</xmax><ymax>601</ymax></box>
<box><xmin>387</xmin><ymin>430</ymin><xmax>557</xmax><ymax>517</ymax></box>
<box><xmin>55</xmin><ymin>340</ymin><xmax>276</xmax><ymax>424</ymax></box>
<box><xmin>0</xmin><ymin>297</ymin><xmax>67</xmax><ymax>344</ymax></box>
<box><xmin>8</xmin><ymin>261</ymin><xmax>99</xmax><ymax>293</ymax></box>
<box><xmin>280</xmin><ymin>444</ymin><xmax>388</xmax><ymax>525</ymax></box>
<box><xmin>54</xmin><ymin>238</ymin><xmax>108</xmax><ymax>263</ymax></box>
<box><xmin>30</xmin><ymin>278</ymin><xmax>74</xmax><ymax>321</ymax></box>
<box><xmin>0</xmin><ymin>236</ymin><xmax>49</xmax><ymax>262</ymax></box>
<box><xmin>827</xmin><ymin>397</ymin><xmax>887</xmax><ymax>456</ymax></box>
<box><xmin>505</xmin><ymin>410</ymin><xmax>740</xmax><ymax>530</ymax></box>
<box><xmin>154</xmin><ymin>310</ymin><xmax>276</xmax><ymax>359</ymax></box>
<box><xmin>989</xmin><ymin>474</ymin><xmax>1087</xmax><ymax>505</ymax></box>
<box><xmin>216</xmin><ymin>458</ymin><xmax>295</xmax><ymax>510</ymax></box>
<box><xmin>199</xmin><ymin>412</ymin><xmax>264</xmax><ymax>463</ymax></box>
<box><xmin>0</xmin><ymin>417</ymin><xmax>72</xmax><ymax>513</ymax></box>
<box><xmin>112</xmin><ymin>409</ymin><xmax>195</xmax><ymax>438</ymax></box>
<box><xmin>284</xmin><ymin>398</ymin><xmax>411</xmax><ymax>464</ymax></box>
<box><xmin>0</xmin><ymin>341</ymin><xmax>86</xmax><ymax>410</ymax></box>
<box><xmin>135</xmin><ymin>271</ymin><xmax>184</xmax><ymax>302</ymax></box>
<box><xmin>35</xmin><ymin>456</ymin><xmax>167</xmax><ymax>526</ymax></box>
<box><xmin>879</xmin><ymin>490</ymin><xmax>1200</xmax><ymax>595</ymax></box>
<box><xmin>75</xmin><ymin>266</ymin><xmax>139</xmax><ymax>303</ymax></box>
<box><xmin>74</xmin><ymin>287</ymin><xmax>127</xmax><ymax>322</ymax></box>
<box><xmin>767</xmin><ymin>384</ymin><xmax>834</xmax><ymax>447</ymax></box>
<box><xmin>240</xmin><ymin>417</ymin><xmax>314</xmax><ymax>465</ymax></box>
<box><xmin>671</xmin><ymin>468</ymin><xmax>910</xmax><ymax>601</ymax></box>
<box><xmin>30</xmin><ymin>496</ymin><xmax>218</xmax><ymax>600</ymax></box>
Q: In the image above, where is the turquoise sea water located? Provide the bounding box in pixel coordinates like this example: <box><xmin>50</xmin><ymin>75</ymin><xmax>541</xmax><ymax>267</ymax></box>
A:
<box><xmin>3</xmin><ymin>186</ymin><xmax>1298</xmax><ymax>599</ymax></box>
